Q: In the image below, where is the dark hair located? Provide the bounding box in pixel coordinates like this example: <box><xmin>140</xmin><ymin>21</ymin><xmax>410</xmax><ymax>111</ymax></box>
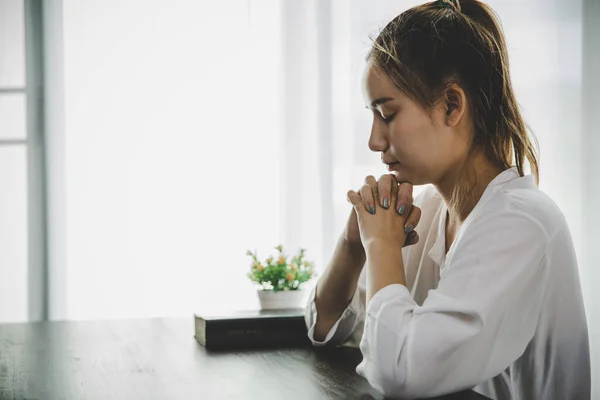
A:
<box><xmin>367</xmin><ymin>0</ymin><xmax>539</xmax><ymax>205</ymax></box>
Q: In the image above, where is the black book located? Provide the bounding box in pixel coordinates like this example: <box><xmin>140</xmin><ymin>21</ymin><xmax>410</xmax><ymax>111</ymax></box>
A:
<box><xmin>194</xmin><ymin>307</ymin><xmax>311</xmax><ymax>350</ymax></box>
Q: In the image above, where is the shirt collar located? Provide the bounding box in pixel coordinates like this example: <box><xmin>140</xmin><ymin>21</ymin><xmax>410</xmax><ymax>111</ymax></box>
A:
<box><xmin>426</xmin><ymin>167</ymin><xmax>524</xmax><ymax>267</ymax></box>
<box><xmin>427</xmin><ymin>202</ymin><xmax>447</xmax><ymax>267</ymax></box>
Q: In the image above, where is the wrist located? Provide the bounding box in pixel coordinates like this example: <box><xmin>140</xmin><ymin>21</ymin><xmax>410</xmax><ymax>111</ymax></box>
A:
<box><xmin>364</xmin><ymin>239</ymin><xmax>407</xmax><ymax>292</ymax></box>
<box><xmin>365</xmin><ymin>239</ymin><xmax>403</xmax><ymax>259</ymax></box>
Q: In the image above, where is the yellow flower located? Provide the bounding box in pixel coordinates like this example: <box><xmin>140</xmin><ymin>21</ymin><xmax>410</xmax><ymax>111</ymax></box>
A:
<box><xmin>286</xmin><ymin>273</ymin><xmax>295</xmax><ymax>281</ymax></box>
<box><xmin>266</xmin><ymin>257</ymin><xmax>273</xmax><ymax>264</ymax></box>
<box><xmin>257</xmin><ymin>263</ymin><xmax>264</xmax><ymax>272</ymax></box>
<box><xmin>290</xmin><ymin>263</ymin><xmax>297</xmax><ymax>271</ymax></box>
<box><xmin>278</xmin><ymin>257</ymin><xmax>286</xmax><ymax>265</ymax></box>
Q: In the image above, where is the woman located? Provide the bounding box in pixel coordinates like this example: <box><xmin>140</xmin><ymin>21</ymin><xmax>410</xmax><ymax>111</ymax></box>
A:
<box><xmin>304</xmin><ymin>1</ymin><xmax>591</xmax><ymax>399</ymax></box>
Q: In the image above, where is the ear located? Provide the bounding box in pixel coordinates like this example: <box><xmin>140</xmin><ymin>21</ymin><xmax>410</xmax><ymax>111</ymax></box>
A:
<box><xmin>443</xmin><ymin>83</ymin><xmax>467</xmax><ymax>128</ymax></box>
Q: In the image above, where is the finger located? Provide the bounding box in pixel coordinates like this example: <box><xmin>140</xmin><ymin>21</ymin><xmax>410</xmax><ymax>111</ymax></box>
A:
<box><xmin>377</xmin><ymin>174</ymin><xmax>393</xmax><ymax>209</ymax></box>
<box><xmin>409</xmin><ymin>231</ymin><xmax>419</xmax><ymax>245</ymax></box>
<box><xmin>360</xmin><ymin>184</ymin><xmax>376</xmax><ymax>214</ymax></box>
<box><xmin>403</xmin><ymin>230</ymin><xmax>418</xmax><ymax>247</ymax></box>
<box><xmin>403</xmin><ymin>205</ymin><xmax>422</xmax><ymax>235</ymax></box>
<box><xmin>364</xmin><ymin>175</ymin><xmax>378</xmax><ymax>204</ymax></box>
<box><xmin>396</xmin><ymin>182</ymin><xmax>414</xmax><ymax>216</ymax></box>
<box><xmin>389</xmin><ymin>175</ymin><xmax>399</xmax><ymax>207</ymax></box>
<box><xmin>390</xmin><ymin>174</ymin><xmax>399</xmax><ymax>193</ymax></box>
<box><xmin>346</xmin><ymin>189</ymin><xmax>363</xmax><ymax>209</ymax></box>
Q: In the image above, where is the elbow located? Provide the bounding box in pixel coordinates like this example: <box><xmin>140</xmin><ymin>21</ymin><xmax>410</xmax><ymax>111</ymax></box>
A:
<box><xmin>365</xmin><ymin>365</ymin><xmax>432</xmax><ymax>399</ymax></box>
<box><xmin>361</xmin><ymin>339</ymin><xmax>484</xmax><ymax>398</ymax></box>
<box><xmin>360</xmin><ymin>341</ymin><xmax>449</xmax><ymax>399</ymax></box>
<box><xmin>359</xmin><ymin>298</ymin><xmax>487</xmax><ymax>398</ymax></box>
<box><xmin>360</xmin><ymin>347</ymin><xmax>430</xmax><ymax>399</ymax></box>
<box><xmin>358</xmin><ymin>329</ymin><xmax>430</xmax><ymax>398</ymax></box>
<box><xmin>362</xmin><ymin>347</ymin><xmax>485</xmax><ymax>399</ymax></box>
<box><xmin>305</xmin><ymin>305</ymin><xmax>351</xmax><ymax>348</ymax></box>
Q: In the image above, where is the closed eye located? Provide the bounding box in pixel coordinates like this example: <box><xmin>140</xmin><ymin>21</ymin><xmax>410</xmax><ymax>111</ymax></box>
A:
<box><xmin>382</xmin><ymin>113</ymin><xmax>396</xmax><ymax>124</ymax></box>
<box><xmin>368</xmin><ymin>107</ymin><xmax>396</xmax><ymax>124</ymax></box>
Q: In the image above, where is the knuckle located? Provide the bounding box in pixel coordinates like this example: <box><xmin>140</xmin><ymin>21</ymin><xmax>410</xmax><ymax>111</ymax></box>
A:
<box><xmin>347</xmin><ymin>191</ymin><xmax>358</xmax><ymax>203</ymax></box>
<box><xmin>391</xmin><ymin>179</ymin><xmax>399</xmax><ymax>193</ymax></box>
<box><xmin>378</xmin><ymin>174</ymin><xmax>391</xmax><ymax>183</ymax></box>
<box><xmin>360</xmin><ymin>184</ymin><xmax>372</xmax><ymax>194</ymax></box>
<box><xmin>364</xmin><ymin>175</ymin><xmax>377</xmax><ymax>184</ymax></box>
<box><xmin>410</xmin><ymin>206</ymin><xmax>422</xmax><ymax>219</ymax></box>
<box><xmin>398</xmin><ymin>183</ymin><xmax>413</xmax><ymax>202</ymax></box>
<box><xmin>408</xmin><ymin>209</ymin><xmax>422</xmax><ymax>226</ymax></box>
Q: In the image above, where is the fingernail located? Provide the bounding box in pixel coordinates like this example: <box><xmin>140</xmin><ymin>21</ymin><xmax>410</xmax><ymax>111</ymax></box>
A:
<box><xmin>398</xmin><ymin>205</ymin><xmax>406</xmax><ymax>215</ymax></box>
<box><xmin>368</xmin><ymin>204</ymin><xmax>376</xmax><ymax>214</ymax></box>
<box><xmin>382</xmin><ymin>198</ymin><xmax>389</xmax><ymax>209</ymax></box>
<box><xmin>405</xmin><ymin>225</ymin><xmax>413</xmax><ymax>234</ymax></box>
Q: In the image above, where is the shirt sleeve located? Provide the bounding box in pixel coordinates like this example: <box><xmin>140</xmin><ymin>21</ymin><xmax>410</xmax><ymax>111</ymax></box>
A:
<box><xmin>304</xmin><ymin>187</ymin><xmax>434</xmax><ymax>348</ymax></box>
<box><xmin>356</xmin><ymin>205</ymin><xmax>548</xmax><ymax>399</ymax></box>
<box><xmin>304</xmin><ymin>269</ymin><xmax>365</xmax><ymax>346</ymax></box>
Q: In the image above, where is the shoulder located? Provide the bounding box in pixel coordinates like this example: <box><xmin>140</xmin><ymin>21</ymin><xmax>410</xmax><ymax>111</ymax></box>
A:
<box><xmin>481</xmin><ymin>175</ymin><xmax>568</xmax><ymax>240</ymax></box>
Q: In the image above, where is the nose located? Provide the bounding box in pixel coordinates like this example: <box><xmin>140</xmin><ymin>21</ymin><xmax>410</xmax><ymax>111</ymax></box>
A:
<box><xmin>368</xmin><ymin>118</ymin><xmax>388</xmax><ymax>153</ymax></box>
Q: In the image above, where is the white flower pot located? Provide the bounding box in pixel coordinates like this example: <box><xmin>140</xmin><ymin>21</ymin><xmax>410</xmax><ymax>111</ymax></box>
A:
<box><xmin>257</xmin><ymin>289</ymin><xmax>308</xmax><ymax>310</ymax></box>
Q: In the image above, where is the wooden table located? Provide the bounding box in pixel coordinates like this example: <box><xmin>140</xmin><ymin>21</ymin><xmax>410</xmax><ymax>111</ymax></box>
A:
<box><xmin>0</xmin><ymin>318</ymin><xmax>490</xmax><ymax>399</ymax></box>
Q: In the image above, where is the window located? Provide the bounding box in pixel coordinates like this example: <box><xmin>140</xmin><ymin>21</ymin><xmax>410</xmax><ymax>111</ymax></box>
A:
<box><xmin>0</xmin><ymin>0</ymin><xmax>28</xmax><ymax>322</ymax></box>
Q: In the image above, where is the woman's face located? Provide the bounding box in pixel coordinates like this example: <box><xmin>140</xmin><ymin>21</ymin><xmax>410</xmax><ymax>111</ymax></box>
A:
<box><xmin>361</xmin><ymin>61</ymin><xmax>470</xmax><ymax>186</ymax></box>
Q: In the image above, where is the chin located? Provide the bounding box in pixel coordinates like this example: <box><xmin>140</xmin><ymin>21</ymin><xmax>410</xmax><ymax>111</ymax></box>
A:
<box><xmin>389</xmin><ymin>165</ymin><xmax>411</xmax><ymax>183</ymax></box>
<box><xmin>391</xmin><ymin>170</ymin><xmax>407</xmax><ymax>182</ymax></box>
<box><xmin>391</xmin><ymin>168</ymin><xmax>428</xmax><ymax>186</ymax></box>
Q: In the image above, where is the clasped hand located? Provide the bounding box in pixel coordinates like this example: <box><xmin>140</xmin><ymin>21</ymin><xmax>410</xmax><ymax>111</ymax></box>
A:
<box><xmin>347</xmin><ymin>174</ymin><xmax>422</xmax><ymax>250</ymax></box>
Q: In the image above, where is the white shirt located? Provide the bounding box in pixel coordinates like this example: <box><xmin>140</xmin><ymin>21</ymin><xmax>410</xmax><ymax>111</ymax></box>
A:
<box><xmin>304</xmin><ymin>167</ymin><xmax>590</xmax><ymax>400</ymax></box>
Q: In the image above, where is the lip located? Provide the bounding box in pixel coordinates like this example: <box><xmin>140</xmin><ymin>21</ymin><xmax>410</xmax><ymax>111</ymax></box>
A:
<box><xmin>386</xmin><ymin>162</ymin><xmax>401</xmax><ymax>171</ymax></box>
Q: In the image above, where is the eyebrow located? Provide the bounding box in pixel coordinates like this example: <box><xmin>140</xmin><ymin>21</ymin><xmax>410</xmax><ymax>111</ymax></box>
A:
<box><xmin>366</xmin><ymin>97</ymin><xmax>394</xmax><ymax>110</ymax></box>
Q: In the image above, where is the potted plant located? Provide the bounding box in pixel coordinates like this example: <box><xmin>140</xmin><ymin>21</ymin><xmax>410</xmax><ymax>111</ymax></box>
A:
<box><xmin>246</xmin><ymin>245</ymin><xmax>317</xmax><ymax>310</ymax></box>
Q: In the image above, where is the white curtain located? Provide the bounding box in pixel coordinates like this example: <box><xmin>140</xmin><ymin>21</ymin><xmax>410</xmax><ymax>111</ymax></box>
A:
<box><xmin>46</xmin><ymin>0</ymin><xmax>285</xmax><ymax>318</ymax></box>
<box><xmin>43</xmin><ymin>0</ymin><xmax>598</xmax><ymax>394</ymax></box>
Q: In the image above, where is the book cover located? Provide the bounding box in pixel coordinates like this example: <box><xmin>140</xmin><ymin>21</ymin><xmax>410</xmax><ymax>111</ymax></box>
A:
<box><xmin>194</xmin><ymin>308</ymin><xmax>311</xmax><ymax>350</ymax></box>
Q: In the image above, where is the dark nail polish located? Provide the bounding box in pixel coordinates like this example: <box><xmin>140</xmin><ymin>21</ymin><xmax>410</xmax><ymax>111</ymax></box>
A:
<box><xmin>405</xmin><ymin>225</ymin><xmax>413</xmax><ymax>234</ymax></box>
<box><xmin>382</xmin><ymin>198</ymin><xmax>389</xmax><ymax>209</ymax></box>
<box><xmin>398</xmin><ymin>205</ymin><xmax>406</xmax><ymax>215</ymax></box>
<box><xmin>368</xmin><ymin>204</ymin><xmax>376</xmax><ymax>214</ymax></box>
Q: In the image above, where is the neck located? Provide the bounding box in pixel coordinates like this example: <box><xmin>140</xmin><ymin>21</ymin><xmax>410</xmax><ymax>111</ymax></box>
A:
<box><xmin>435</xmin><ymin>152</ymin><xmax>503</xmax><ymax>224</ymax></box>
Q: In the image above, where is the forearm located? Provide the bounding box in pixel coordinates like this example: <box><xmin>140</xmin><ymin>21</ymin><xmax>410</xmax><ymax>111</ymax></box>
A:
<box><xmin>313</xmin><ymin>237</ymin><xmax>366</xmax><ymax>341</ymax></box>
<box><xmin>365</xmin><ymin>241</ymin><xmax>406</xmax><ymax>305</ymax></box>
